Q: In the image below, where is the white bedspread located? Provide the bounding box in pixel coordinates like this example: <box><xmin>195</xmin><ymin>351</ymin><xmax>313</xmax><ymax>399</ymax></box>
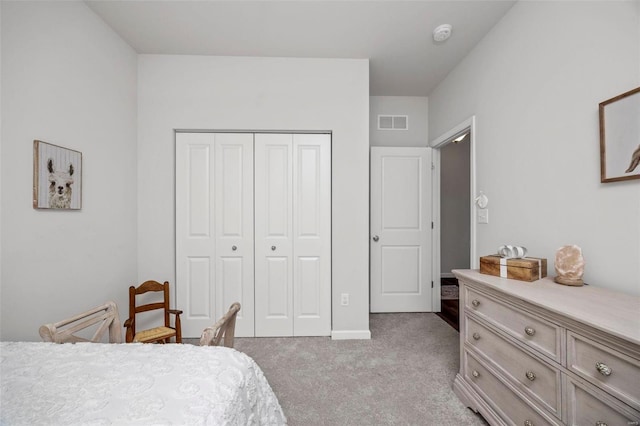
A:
<box><xmin>0</xmin><ymin>342</ymin><xmax>286</xmax><ymax>426</ymax></box>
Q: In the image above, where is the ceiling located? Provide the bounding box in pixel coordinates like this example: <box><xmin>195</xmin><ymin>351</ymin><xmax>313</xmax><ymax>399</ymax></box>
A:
<box><xmin>86</xmin><ymin>0</ymin><xmax>516</xmax><ymax>96</ymax></box>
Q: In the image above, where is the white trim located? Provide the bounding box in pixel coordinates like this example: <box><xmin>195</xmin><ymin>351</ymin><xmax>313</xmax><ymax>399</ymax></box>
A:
<box><xmin>430</xmin><ymin>116</ymin><xmax>478</xmax><ymax>312</ymax></box>
<box><xmin>431</xmin><ymin>148</ymin><xmax>442</xmax><ymax>312</ymax></box>
<box><xmin>331</xmin><ymin>330</ymin><xmax>372</xmax><ymax>340</ymax></box>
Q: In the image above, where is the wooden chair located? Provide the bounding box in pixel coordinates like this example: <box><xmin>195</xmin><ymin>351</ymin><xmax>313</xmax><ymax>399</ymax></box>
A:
<box><xmin>39</xmin><ymin>301</ymin><xmax>122</xmax><ymax>343</ymax></box>
<box><xmin>199</xmin><ymin>303</ymin><xmax>241</xmax><ymax>348</ymax></box>
<box><xmin>124</xmin><ymin>280</ymin><xmax>183</xmax><ymax>343</ymax></box>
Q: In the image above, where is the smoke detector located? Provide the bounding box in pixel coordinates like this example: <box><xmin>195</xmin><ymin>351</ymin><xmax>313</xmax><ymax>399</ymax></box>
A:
<box><xmin>433</xmin><ymin>24</ymin><xmax>453</xmax><ymax>42</ymax></box>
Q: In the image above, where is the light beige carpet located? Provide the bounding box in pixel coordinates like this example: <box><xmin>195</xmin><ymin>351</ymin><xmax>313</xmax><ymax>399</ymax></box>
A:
<box><xmin>203</xmin><ymin>313</ymin><xmax>488</xmax><ymax>425</ymax></box>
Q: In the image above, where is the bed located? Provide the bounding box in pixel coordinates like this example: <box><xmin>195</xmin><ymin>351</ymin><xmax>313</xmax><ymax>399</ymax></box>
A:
<box><xmin>0</xmin><ymin>341</ymin><xmax>286</xmax><ymax>425</ymax></box>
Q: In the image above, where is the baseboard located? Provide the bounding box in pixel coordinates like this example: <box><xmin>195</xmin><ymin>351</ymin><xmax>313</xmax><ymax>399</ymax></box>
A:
<box><xmin>331</xmin><ymin>330</ymin><xmax>371</xmax><ymax>340</ymax></box>
<box><xmin>441</xmin><ymin>272</ymin><xmax>456</xmax><ymax>278</ymax></box>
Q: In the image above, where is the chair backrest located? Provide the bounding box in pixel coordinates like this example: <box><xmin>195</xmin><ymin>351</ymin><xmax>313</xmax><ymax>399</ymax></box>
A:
<box><xmin>127</xmin><ymin>280</ymin><xmax>171</xmax><ymax>334</ymax></box>
<box><xmin>200</xmin><ymin>303</ymin><xmax>241</xmax><ymax>348</ymax></box>
<box><xmin>129</xmin><ymin>280</ymin><xmax>170</xmax><ymax>316</ymax></box>
<box><xmin>39</xmin><ymin>301</ymin><xmax>122</xmax><ymax>343</ymax></box>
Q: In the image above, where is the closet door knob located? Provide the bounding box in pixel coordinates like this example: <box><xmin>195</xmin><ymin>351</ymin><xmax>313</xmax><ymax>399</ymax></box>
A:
<box><xmin>372</xmin><ymin>235</ymin><xmax>379</xmax><ymax>242</ymax></box>
<box><xmin>232</xmin><ymin>245</ymin><xmax>237</xmax><ymax>251</ymax></box>
<box><xmin>271</xmin><ymin>246</ymin><xmax>276</xmax><ymax>251</ymax></box>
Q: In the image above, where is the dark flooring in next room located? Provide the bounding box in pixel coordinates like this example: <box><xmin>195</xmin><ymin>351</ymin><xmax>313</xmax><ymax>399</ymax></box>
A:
<box><xmin>437</xmin><ymin>277</ymin><xmax>459</xmax><ymax>331</ymax></box>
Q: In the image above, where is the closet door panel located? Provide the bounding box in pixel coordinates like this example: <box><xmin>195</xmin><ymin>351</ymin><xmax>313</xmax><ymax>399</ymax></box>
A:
<box><xmin>255</xmin><ymin>134</ymin><xmax>294</xmax><ymax>336</ymax></box>
<box><xmin>176</xmin><ymin>133</ymin><xmax>217</xmax><ymax>337</ymax></box>
<box><xmin>297</xmin><ymin>256</ymin><xmax>321</xmax><ymax>315</ymax></box>
<box><xmin>293</xmin><ymin>134</ymin><xmax>331</xmax><ymax>336</ymax></box>
<box><xmin>215</xmin><ymin>134</ymin><xmax>254</xmax><ymax>337</ymax></box>
<box><xmin>266</xmin><ymin>257</ymin><xmax>290</xmax><ymax>316</ymax></box>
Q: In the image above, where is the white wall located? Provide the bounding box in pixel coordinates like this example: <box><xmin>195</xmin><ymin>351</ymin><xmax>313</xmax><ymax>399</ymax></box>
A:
<box><xmin>137</xmin><ymin>55</ymin><xmax>370</xmax><ymax>338</ymax></box>
<box><xmin>370</xmin><ymin>96</ymin><xmax>428</xmax><ymax>146</ymax></box>
<box><xmin>440</xmin><ymin>136</ymin><xmax>471</xmax><ymax>275</ymax></box>
<box><xmin>429</xmin><ymin>1</ymin><xmax>640</xmax><ymax>295</ymax></box>
<box><xmin>1</xmin><ymin>1</ymin><xmax>138</xmax><ymax>340</ymax></box>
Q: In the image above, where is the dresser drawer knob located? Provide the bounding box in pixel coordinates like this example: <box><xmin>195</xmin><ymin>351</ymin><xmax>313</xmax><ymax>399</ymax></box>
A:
<box><xmin>595</xmin><ymin>362</ymin><xmax>612</xmax><ymax>376</ymax></box>
<box><xmin>472</xmin><ymin>332</ymin><xmax>481</xmax><ymax>340</ymax></box>
<box><xmin>524</xmin><ymin>326</ymin><xmax>536</xmax><ymax>336</ymax></box>
<box><xmin>525</xmin><ymin>371</ymin><xmax>536</xmax><ymax>381</ymax></box>
<box><xmin>524</xmin><ymin>420</ymin><xmax>534</xmax><ymax>426</ymax></box>
<box><xmin>595</xmin><ymin>422</ymin><xmax>608</xmax><ymax>426</ymax></box>
<box><xmin>471</xmin><ymin>299</ymin><xmax>480</xmax><ymax>308</ymax></box>
<box><xmin>471</xmin><ymin>370</ymin><xmax>480</xmax><ymax>378</ymax></box>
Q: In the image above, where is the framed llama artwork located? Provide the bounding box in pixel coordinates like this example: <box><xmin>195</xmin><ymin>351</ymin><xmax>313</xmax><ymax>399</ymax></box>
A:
<box><xmin>599</xmin><ymin>86</ymin><xmax>640</xmax><ymax>183</ymax></box>
<box><xmin>33</xmin><ymin>140</ymin><xmax>82</xmax><ymax>209</ymax></box>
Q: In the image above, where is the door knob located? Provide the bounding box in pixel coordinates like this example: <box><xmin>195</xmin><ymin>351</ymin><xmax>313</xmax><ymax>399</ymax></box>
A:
<box><xmin>372</xmin><ymin>235</ymin><xmax>379</xmax><ymax>242</ymax></box>
<box><xmin>232</xmin><ymin>245</ymin><xmax>237</xmax><ymax>251</ymax></box>
<box><xmin>271</xmin><ymin>246</ymin><xmax>276</xmax><ymax>251</ymax></box>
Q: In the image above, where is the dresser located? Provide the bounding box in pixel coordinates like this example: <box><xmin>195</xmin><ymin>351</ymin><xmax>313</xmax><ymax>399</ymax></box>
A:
<box><xmin>453</xmin><ymin>269</ymin><xmax>640</xmax><ymax>426</ymax></box>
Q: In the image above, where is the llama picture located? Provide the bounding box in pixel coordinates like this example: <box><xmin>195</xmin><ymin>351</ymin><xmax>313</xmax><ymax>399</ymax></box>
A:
<box><xmin>47</xmin><ymin>158</ymin><xmax>74</xmax><ymax>208</ymax></box>
<box><xmin>34</xmin><ymin>140</ymin><xmax>82</xmax><ymax>209</ymax></box>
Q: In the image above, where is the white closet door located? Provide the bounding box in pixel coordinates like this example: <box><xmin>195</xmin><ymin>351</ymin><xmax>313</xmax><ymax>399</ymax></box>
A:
<box><xmin>255</xmin><ymin>134</ymin><xmax>294</xmax><ymax>336</ymax></box>
<box><xmin>176</xmin><ymin>133</ymin><xmax>217</xmax><ymax>337</ymax></box>
<box><xmin>176</xmin><ymin>133</ymin><xmax>254</xmax><ymax>337</ymax></box>
<box><xmin>292</xmin><ymin>134</ymin><xmax>331</xmax><ymax>336</ymax></box>
<box><xmin>214</xmin><ymin>134</ymin><xmax>254</xmax><ymax>337</ymax></box>
<box><xmin>178</xmin><ymin>132</ymin><xmax>331</xmax><ymax>338</ymax></box>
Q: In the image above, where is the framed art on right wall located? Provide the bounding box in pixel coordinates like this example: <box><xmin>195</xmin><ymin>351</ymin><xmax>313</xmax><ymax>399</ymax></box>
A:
<box><xmin>599</xmin><ymin>86</ymin><xmax>640</xmax><ymax>183</ymax></box>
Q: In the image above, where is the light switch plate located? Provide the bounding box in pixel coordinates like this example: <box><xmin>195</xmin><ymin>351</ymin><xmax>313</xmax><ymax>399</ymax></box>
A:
<box><xmin>478</xmin><ymin>208</ymin><xmax>489</xmax><ymax>224</ymax></box>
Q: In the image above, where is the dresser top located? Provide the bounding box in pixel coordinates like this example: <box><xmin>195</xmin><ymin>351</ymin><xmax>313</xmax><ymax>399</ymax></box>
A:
<box><xmin>453</xmin><ymin>269</ymin><xmax>640</xmax><ymax>345</ymax></box>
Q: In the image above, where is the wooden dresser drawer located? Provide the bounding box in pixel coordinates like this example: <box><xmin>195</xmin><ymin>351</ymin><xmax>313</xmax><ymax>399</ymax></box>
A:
<box><xmin>464</xmin><ymin>350</ymin><xmax>562</xmax><ymax>426</ymax></box>
<box><xmin>567</xmin><ymin>375</ymin><xmax>640</xmax><ymax>426</ymax></box>
<box><xmin>568</xmin><ymin>331</ymin><xmax>640</xmax><ymax>411</ymax></box>
<box><xmin>466</xmin><ymin>287</ymin><xmax>562</xmax><ymax>362</ymax></box>
<box><xmin>466</xmin><ymin>315</ymin><xmax>562</xmax><ymax>418</ymax></box>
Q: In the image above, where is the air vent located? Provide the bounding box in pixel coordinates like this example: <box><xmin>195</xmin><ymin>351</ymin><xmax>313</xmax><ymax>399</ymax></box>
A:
<box><xmin>378</xmin><ymin>115</ymin><xmax>408</xmax><ymax>130</ymax></box>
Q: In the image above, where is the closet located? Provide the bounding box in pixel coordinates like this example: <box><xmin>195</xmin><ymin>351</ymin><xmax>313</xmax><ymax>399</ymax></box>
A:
<box><xmin>175</xmin><ymin>132</ymin><xmax>331</xmax><ymax>338</ymax></box>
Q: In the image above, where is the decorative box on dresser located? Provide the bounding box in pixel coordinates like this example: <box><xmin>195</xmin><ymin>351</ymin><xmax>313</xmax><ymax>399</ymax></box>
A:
<box><xmin>452</xmin><ymin>269</ymin><xmax>640</xmax><ymax>426</ymax></box>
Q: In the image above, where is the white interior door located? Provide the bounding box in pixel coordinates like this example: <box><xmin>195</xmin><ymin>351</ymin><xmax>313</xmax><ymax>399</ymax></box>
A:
<box><xmin>254</xmin><ymin>133</ymin><xmax>331</xmax><ymax>336</ymax></box>
<box><xmin>292</xmin><ymin>134</ymin><xmax>331</xmax><ymax>336</ymax></box>
<box><xmin>370</xmin><ymin>147</ymin><xmax>432</xmax><ymax>313</ymax></box>
<box><xmin>176</xmin><ymin>133</ymin><xmax>254</xmax><ymax>337</ymax></box>
<box><xmin>214</xmin><ymin>134</ymin><xmax>254</xmax><ymax>337</ymax></box>
<box><xmin>254</xmin><ymin>134</ymin><xmax>294</xmax><ymax>336</ymax></box>
<box><xmin>176</xmin><ymin>132</ymin><xmax>217</xmax><ymax>337</ymax></box>
<box><xmin>177</xmin><ymin>132</ymin><xmax>331</xmax><ymax>338</ymax></box>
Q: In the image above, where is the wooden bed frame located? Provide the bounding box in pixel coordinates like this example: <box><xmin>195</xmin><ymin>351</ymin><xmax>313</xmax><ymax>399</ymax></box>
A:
<box><xmin>39</xmin><ymin>301</ymin><xmax>122</xmax><ymax>343</ymax></box>
<box><xmin>200</xmin><ymin>303</ymin><xmax>241</xmax><ymax>348</ymax></box>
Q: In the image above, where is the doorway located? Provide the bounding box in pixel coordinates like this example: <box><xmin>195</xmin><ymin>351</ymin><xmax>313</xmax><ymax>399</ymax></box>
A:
<box><xmin>430</xmin><ymin>116</ymin><xmax>477</xmax><ymax>326</ymax></box>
